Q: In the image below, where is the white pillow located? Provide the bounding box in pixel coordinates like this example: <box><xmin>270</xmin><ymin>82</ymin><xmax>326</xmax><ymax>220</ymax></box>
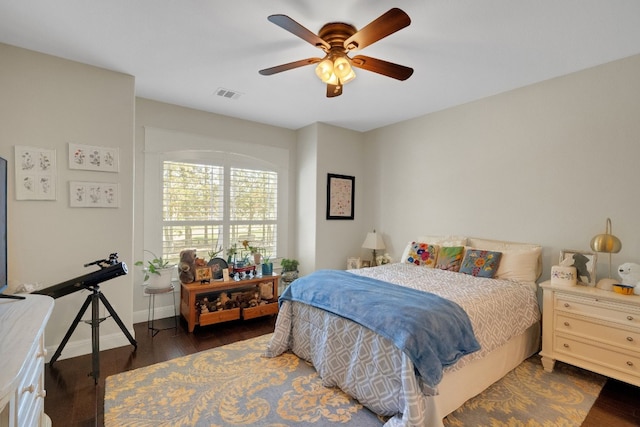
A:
<box><xmin>417</xmin><ymin>235</ymin><xmax>468</xmax><ymax>247</ymax></box>
<box><xmin>494</xmin><ymin>246</ymin><xmax>542</xmax><ymax>283</ymax></box>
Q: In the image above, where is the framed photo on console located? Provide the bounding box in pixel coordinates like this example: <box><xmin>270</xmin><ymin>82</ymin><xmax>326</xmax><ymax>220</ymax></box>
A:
<box><xmin>559</xmin><ymin>249</ymin><xmax>597</xmax><ymax>286</ymax></box>
<box><xmin>347</xmin><ymin>257</ymin><xmax>361</xmax><ymax>270</ymax></box>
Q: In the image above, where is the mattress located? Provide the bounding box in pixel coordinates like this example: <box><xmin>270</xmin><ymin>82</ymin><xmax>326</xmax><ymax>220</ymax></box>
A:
<box><xmin>266</xmin><ymin>263</ymin><xmax>541</xmax><ymax>426</ymax></box>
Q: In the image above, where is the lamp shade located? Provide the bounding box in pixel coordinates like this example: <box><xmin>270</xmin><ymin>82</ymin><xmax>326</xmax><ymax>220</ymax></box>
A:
<box><xmin>590</xmin><ymin>218</ymin><xmax>622</xmax><ymax>254</ymax></box>
<box><xmin>362</xmin><ymin>231</ymin><xmax>385</xmax><ymax>250</ymax></box>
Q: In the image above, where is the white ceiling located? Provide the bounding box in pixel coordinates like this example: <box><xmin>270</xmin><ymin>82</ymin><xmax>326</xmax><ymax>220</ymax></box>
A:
<box><xmin>2</xmin><ymin>0</ymin><xmax>640</xmax><ymax>132</ymax></box>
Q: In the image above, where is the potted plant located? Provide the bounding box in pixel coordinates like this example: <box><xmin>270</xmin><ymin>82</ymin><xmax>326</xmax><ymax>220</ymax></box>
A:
<box><xmin>207</xmin><ymin>246</ymin><xmax>223</xmax><ymax>261</ymax></box>
<box><xmin>226</xmin><ymin>244</ymin><xmax>238</xmax><ymax>266</ymax></box>
<box><xmin>280</xmin><ymin>258</ymin><xmax>299</xmax><ymax>285</ymax></box>
<box><xmin>135</xmin><ymin>250</ymin><xmax>176</xmax><ymax>287</ymax></box>
<box><xmin>241</xmin><ymin>240</ymin><xmax>262</xmax><ymax>265</ymax></box>
<box><xmin>261</xmin><ymin>253</ymin><xmax>273</xmax><ymax>276</ymax></box>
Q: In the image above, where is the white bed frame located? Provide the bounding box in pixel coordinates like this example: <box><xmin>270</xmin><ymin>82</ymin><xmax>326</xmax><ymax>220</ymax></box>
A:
<box><xmin>425</xmin><ymin>323</ymin><xmax>540</xmax><ymax>426</ymax></box>
<box><xmin>270</xmin><ymin>236</ymin><xmax>543</xmax><ymax>427</ymax></box>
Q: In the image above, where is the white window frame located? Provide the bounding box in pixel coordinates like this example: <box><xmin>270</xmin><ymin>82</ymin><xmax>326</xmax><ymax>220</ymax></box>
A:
<box><xmin>143</xmin><ymin>127</ymin><xmax>289</xmax><ymax>265</ymax></box>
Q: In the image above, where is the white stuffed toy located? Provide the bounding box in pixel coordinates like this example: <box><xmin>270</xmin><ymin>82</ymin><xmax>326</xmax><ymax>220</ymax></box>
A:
<box><xmin>617</xmin><ymin>262</ymin><xmax>640</xmax><ymax>295</ymax></box>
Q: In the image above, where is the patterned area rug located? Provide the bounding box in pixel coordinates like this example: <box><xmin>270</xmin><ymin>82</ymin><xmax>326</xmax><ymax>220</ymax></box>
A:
<box><xmin>105</xmin><ymin>334</ymin><xmax>605</xmax><ymax>426</ymax></box>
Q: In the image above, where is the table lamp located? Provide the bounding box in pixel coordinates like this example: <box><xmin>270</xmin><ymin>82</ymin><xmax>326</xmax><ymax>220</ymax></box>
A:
<box><xmin>590</xmin><ymin>218</ymin><xmax>622</xmax><ymax>290</ymax></box>
<box><xmin>362</xmin><ymin>230</ymin><xmax>385</xmax><ymax>266</ymax></box>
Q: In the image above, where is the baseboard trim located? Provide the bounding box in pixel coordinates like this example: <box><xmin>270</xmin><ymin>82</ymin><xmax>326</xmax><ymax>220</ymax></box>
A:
<box><xmin>133</xmin><ymin>303</ymin><xmax>178</xmax><ymax>324</ymax></box>
<box><xmin>45</xmin><ymin>329</ymin><xmax>137</xmax><ymax>362</ymax></box>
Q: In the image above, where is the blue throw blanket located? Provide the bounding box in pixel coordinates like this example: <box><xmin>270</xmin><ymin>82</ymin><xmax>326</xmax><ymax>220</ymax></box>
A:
<box><xmin>279</xmin><ymin>269</ymin><xmax>480</xmax><ymax>388</ymax></box>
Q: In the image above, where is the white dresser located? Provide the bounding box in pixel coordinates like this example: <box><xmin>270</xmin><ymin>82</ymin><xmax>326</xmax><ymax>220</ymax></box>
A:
<box><xmin>540</xmin><ymin>280</ymin><xmax>640</xmax><ymax>387</ymax></box>
<box><xmin>0</xmin><ymin>295</ymin><xmax>54</xmax><ymax>427</ymax></box>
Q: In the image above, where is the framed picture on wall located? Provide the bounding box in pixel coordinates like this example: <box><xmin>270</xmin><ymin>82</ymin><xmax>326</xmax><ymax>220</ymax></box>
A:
<box><xmin>327</xmin><ymin>173</ymin><xmax>355</xmax><ymax>220</ymax></box>
<box><xmin>69</xmin><ymin>181</ymin><xmax>119</xmax><ymax>208</ymax></box>
<box><xmin>559</xmin><ymin>249</ymin><xmax>597</xmax><ymax>286</ymax></box>
<box><xmin>68</xmin><ymin>143</ymin><xmax>119</xmax><ymax>172</ymax></box>
<box><xmin>14</xmin><ymin>146</ymin><xmax>57</xmax><ymax>201</ymax></box>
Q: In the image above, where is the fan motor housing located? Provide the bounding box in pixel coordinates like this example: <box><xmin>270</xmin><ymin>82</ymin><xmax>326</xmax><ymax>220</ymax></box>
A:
<box><xmin>318</xmin><ymin>23</ymin><xmax>357</xmax><ymax>49</ymax></box>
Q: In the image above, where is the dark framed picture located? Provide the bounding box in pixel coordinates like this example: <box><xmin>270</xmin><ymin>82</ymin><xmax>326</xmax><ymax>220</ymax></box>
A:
<box><xmin>326</xmin><ymin>173</ymin><xmax>355</xmax><ymax>220</ymax></box>
<box><xmin>207</xmin><ymin>257</ymin><xmax>228</xmax><ymax>280</ymax></box>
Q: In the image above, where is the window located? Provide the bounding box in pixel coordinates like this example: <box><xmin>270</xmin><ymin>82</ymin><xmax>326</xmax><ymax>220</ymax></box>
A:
<box><xmin>161</xmin><ymin>160</ymin><xmax>278</xmax><ymax>265</ymax></box>
<box><xmin>142</xmin><ymin>128</ymin><xmax>289</xmax><ymax>272</ymax></box>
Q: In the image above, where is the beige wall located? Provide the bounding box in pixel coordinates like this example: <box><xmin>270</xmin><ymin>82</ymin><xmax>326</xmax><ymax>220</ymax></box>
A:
<box><xmin>4</xmin><ymin>41</ymin><xmax>640</xmax><ymax>353</ymax></box>
<box><xmin>365</xmin><ymin>54</ymin><xmax>640</xmax><ymax>282</ymax></box>
<box><xmin>295</xmin><ymin>123</ymin><xmax>368</xmax><ymax>273</ymax></box>
<box><xmin>0</xmin><ymin>43</ymin><xmax>135</xmax><ymax>359</ymax></box>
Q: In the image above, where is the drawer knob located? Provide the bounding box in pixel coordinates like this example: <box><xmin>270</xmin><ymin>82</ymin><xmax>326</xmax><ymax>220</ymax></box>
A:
<box><xmin>564</xmin><ymin>303</ymin><xmax>570</xmax><ymax>308</ymax></box>
<box><xmin>21</xmin><ymin>384</ymin><xmax>35</xmax><ymax>394</ymax></box>
<box><xmin>627</xmin><ymin>337</ymin><xmax>634</xmax><ymax>342</ymax></box>
<box><xmin>627</xmin><ymin>361</ymin><xmax>634</xmax><ymax>367</ymax></box>
<box><xmin>564</xmin><ymin>321</ymin><xmax>570</xmax><ymax>327</ymax></box>
<box><xmin>563</xmin><ymin>343</ymin><xmax>569</xmax><ymax>348</ymax></box>
<box><xmin>628</xmin><ymin>316</ymin><xmax>634</xmax><ymax>321</ymax></box>
<box><xmin>38</xmin><ymin>390</ymin><xmax>47</xmax><ymax>399</ymax></box>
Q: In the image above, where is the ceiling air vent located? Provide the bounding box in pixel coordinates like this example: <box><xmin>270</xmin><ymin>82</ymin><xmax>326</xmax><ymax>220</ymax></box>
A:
<box><xmin>215</xmin><ymin>87</ymin><xmax>242</xmax><ymax>100</ymax></box>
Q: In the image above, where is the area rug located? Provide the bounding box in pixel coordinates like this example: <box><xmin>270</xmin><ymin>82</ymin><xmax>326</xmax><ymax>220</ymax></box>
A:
<box><xmin>105</xmin><ymin>334</ymin><xmax>605</xmax><ymax>426</ymax></box>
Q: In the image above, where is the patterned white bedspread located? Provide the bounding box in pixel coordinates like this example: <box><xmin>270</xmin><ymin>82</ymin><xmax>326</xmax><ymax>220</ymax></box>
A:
<box><xmin>265</xmin><ymin>263</ymin><xmax>540</xmax><ymax>427</ymax></box>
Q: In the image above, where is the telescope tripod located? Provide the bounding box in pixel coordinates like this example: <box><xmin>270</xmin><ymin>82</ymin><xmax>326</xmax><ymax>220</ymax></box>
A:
<box><xmin>49</xmin><ymin>284</ymin><xmax>137</xmax><ymax>384</ymax></box>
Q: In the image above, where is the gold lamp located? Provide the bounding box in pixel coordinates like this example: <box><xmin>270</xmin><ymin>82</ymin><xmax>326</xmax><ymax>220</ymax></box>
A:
<box><xmin>362</xmin><ymin>230</ymin><xmax>385</xmax><ymax>266</ymax></box>
<box><xmin>590</xmin><ymin>218</ymin><xmax>622</xmax><ymax>290</ymax></box>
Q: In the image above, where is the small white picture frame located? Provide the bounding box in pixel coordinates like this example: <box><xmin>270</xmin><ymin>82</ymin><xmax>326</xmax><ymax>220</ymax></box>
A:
<box><xmin>69</xmin><ymin>181</ymin><xmax>119</xmax><ymax>208</ymax></box>
<box><xmin>14</xmin><ymin>145</ymin><xmax>57</xmax><ymax>201</ymax></box>
<box><xmin>347</xmin><ymin>257</ymin><xmax>361</xmax><ymax>270</ymax></box>
<box><xmin>559</xmin><ymin>249</ymin><xmax>597</xmax><ymax>286</ymax></box>
<box><xmin>68</xmin><ymin>143</ymin><xmax>119</xmax><ymax>172</ymax></box>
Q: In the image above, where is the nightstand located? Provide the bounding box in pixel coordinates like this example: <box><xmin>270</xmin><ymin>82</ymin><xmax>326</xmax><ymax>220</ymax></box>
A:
<box><xmin>539</xmin><ymin>280</ymin><xmax>640</xmax><ymax>387</ymax></box>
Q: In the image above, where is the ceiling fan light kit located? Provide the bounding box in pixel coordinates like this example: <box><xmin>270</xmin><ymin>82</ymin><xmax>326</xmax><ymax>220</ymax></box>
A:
<box><xmin>259</xmin><ymin>8</ymin><xmax>413</xmax><ymax>98</ymax></box>
<box><xmin>315</xmin><ymin>53</ymin><xmax>356</xmax><ymax>85</ymax></box>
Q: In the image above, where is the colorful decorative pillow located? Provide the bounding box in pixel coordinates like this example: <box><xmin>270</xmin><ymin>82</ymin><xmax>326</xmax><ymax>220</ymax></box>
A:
<box><xmin>460</xmin><ymin>249</ymin><xmax>502</xmax><ymax>278</ymax></box>
<box><xmin>435</xmin><ymin>246</ymin><xmax>465</xmax><ymax>272</ymax></box>
<box><xmin>403</xmin><ymin>242</ymin><xmax>439</xmax><ymax>267</ymax></box>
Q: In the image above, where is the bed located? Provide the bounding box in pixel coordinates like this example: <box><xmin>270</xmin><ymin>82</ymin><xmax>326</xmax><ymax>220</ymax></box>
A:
<box><xmin>265</xmin><ymin>236</ymin><xmax>542</xmax><ymax>427</ymax></box>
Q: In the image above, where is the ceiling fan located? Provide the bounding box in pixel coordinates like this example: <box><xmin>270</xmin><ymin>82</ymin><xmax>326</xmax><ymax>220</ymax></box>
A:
<box><xmin>259</xmin><ymin>8</ymin><xmax>413</xmax><ymax>98</ymax></box>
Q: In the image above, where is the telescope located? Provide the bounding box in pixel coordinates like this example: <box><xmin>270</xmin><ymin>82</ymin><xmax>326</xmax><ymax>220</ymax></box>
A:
<box><xmin>34</xmin><ymin>253</ymin><xmax>127</xmax><ymax>299</ymax></box>
<box><xmin>34</xmin><ymin>252</ymin><xmax>137</xmax><ymax>383</ymax></box>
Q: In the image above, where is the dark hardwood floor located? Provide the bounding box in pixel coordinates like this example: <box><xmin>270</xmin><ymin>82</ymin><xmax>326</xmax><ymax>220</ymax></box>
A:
<box><xmin>44</xmin><ymin>316</ymin><xmax>277</xmax><ymax>427</ymax></box>
<box><xmin>45</xmin><ymin>316</ymin><xmax>640</xmax><ymax>426</ymax></box>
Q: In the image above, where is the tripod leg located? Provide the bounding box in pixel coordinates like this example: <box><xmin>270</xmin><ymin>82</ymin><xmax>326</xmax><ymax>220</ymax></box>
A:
<box><xmin>50</xmin><ymin>294</ymin><xmax>93</xmax><ymax>366</ymax></box>
<box><xmin>91</xmin><ymin>292</ymin><xmax>100</xmax><ymax>384</ymax></box>
<box><xmin>99</xmin><ymin>292</ymin><xmax>138</xmax><ymax>348</ymax></box>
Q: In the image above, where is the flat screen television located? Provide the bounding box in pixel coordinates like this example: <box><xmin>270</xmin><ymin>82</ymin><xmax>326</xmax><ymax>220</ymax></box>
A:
<box><xmin>0</xmin><ymin>155</ymin><xmax>25</xmax><ymax>300</ymax></box>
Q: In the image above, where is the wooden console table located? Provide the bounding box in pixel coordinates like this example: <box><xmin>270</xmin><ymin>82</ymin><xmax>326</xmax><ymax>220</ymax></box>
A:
<box><xmin>180</xmin><ymin>275</ymin><xmax>279</xmax><ymax>333</ymax></box>
<box><xmin>0</xmin><ymin>294</ymin><xmax>54</xmax><ymax>427</ymax></box>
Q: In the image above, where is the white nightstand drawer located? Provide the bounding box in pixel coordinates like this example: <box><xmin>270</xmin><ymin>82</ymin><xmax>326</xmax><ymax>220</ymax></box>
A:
<box><xmin>541</xmin><ymin>281</ymin><xmax>640</xmax><ymax>387</ymax></box>
<box><xmin>555</xmin><ymin>313</ymin><xmax>640</xmax><ymax>351</ymax></box>
<box><xmin>555</xmin><ymin>294</ymin><xmax>640</xmax><ymax>327</ymax></box>
<box><xmin>554</xmin><ymin>334</ymin><xmax>640</xmax><ymax>379</ymax></box>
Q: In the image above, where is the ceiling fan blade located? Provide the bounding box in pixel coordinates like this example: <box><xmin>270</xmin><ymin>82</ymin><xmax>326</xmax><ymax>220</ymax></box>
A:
<box><xmin>343</xmin><ymin>8</ymin><xmax>411</xmax><ymax>52</ymax></box>
<box><xmin>268</xmin><ymin>14</ymin><xmax>331</xmax><ymax>51</ymax></box>
<box><xmin>351</xmin><ymin>55</ymin><xmax>413</xmax><ymax>80</ymax></box>
<box><xmin>259</xmin><ymin>58</ymin><xmax>321</xmax><ymax>75</ymax></box>
<box><xmin>326</xmin><ymin>84</ymin><xmax>342</xmax><ymax>98</ymax></box>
